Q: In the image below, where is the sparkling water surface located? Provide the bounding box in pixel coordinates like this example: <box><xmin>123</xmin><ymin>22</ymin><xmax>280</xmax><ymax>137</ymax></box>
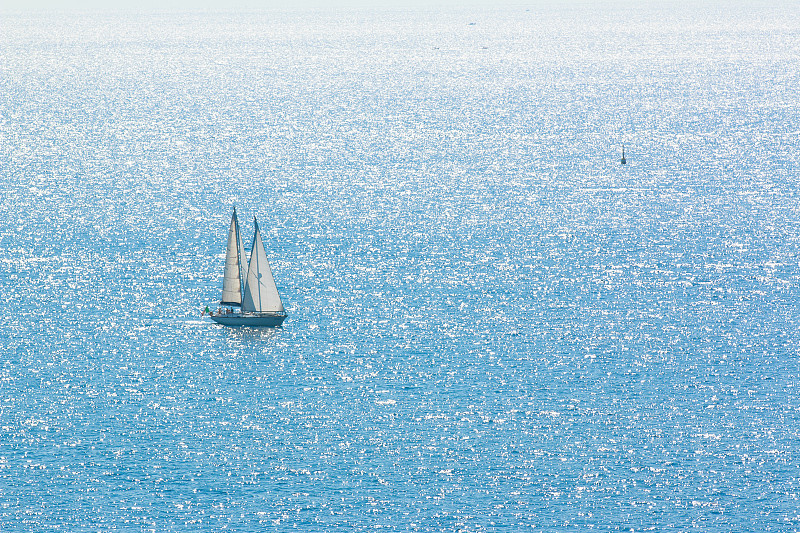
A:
<box><xmin>2</xmin><ymin>4</ymin><xmax>800</xmax><ymax>531</ymax></box>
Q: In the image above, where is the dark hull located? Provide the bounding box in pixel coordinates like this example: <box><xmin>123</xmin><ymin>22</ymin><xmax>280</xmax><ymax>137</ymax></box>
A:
<box><xmin>209</xmin><ymin>313</ymin><xmax>287</xmax><ymax>327</ymax></box>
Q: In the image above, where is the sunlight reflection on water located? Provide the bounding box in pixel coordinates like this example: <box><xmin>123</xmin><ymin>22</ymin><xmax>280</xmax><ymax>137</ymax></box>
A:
<box><xmin>2</xmin><ymin>4</ymin><xmax>800</xmax><ymax>532</ymax></box>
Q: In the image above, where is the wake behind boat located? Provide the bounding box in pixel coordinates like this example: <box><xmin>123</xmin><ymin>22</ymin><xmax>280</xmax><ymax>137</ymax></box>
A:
<box><xmin>206</xmin><ymin>208</ymin><xmax>287</xmax><ymax>327</ymax></box>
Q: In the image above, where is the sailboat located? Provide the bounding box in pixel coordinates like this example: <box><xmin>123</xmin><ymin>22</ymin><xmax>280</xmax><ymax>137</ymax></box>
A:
<box><xmin>207</xmin><ymin>207</ymin><xmax>287</xmax><ymax>327</ymax></box>
<box><xmin>620</xmin><ymin>144</ymin><xmax>627</xmax><ymax>165</ymax></box>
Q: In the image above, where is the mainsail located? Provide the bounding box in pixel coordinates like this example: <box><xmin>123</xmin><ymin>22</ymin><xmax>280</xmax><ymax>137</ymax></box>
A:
<box><xmin>220</xmin><ymin>208</ymin><xmax>247</xmax><ymax>306</ymax></box>
<box><xmin>241</xmin><ymin>218</ymin><xmax>285</xmax><ymax>313</ymax></box>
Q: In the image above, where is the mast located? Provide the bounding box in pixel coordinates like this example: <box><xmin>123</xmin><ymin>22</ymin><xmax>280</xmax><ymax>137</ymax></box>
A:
<box><xmin>241</xmin><ymin>217</ymin><xmax>285</xmax><ymax>314</ymax></box>
<box><xmin>234</xmin><ymin>209</ymin><xmax>247</xmax><ymax>302</ymax></box>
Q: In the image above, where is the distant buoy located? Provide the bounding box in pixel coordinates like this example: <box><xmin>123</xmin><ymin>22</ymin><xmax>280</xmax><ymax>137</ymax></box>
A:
<box><xmin>620</xmin><ymin>144</ymin><xmax>626</xmax><ymax>165</ymax></box>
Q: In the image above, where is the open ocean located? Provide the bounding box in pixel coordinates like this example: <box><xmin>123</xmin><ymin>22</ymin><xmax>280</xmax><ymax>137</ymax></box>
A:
<box><xmin>2</xmin><ymin>3</ymin><xmax>800</xmax><ymax>531</ymax></box>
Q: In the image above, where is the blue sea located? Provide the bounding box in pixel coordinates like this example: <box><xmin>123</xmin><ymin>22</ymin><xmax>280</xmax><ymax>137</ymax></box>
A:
<box><xmin>2</xmin><ymin>3</ymin><xmax>800</xmax><ymax>531</ymax></box>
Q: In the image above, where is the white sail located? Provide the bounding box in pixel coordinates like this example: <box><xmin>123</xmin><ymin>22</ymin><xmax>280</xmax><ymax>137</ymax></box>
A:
<box><xmin>237</xmin><ymin>221</ymin><xmax>248</xmax><ymax>291</ymax></box>
<box><xmin>220</xmin><ymin>208</ymin><xmax>246</xmax><ymax>306</ymax></box>
<box><xmin>241</xmin><ymin>218</ymin><xmax>285</xmax><ymax>313</ymax></box>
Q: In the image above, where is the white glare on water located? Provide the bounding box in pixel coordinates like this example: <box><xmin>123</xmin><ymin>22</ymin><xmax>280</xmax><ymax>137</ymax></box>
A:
<box><xmin>1</xmin><ymin>4</ymin><xmax>799</xmax><ymax>532</ymax></box>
